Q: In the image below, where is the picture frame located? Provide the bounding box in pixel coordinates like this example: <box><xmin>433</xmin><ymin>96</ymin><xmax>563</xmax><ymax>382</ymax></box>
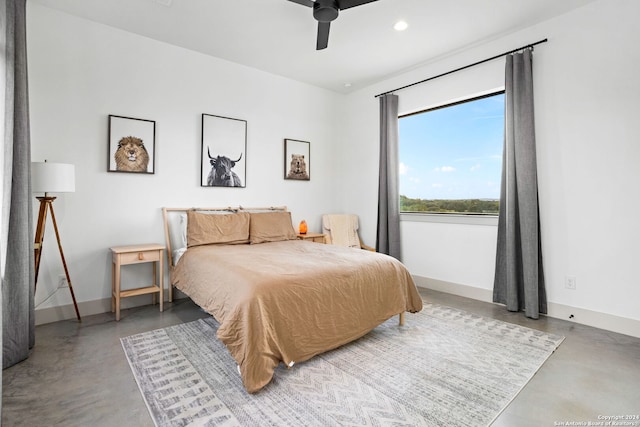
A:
<box><xmin>284</xmin><ymin>139</ymin><xmax>310</xmax><ymax>181</ymax></box>
<box><xmin>201</xmin><ymin>114</ymin><xmax>247</xmax><ymax>188</ymax></box>
<box><xmin>108</xmin><ymin>115</ymin><xmax>156</xmax><ymax>174</ymax></box>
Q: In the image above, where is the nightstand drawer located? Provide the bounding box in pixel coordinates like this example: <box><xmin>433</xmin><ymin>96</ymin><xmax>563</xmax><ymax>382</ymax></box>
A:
<box><xmin>116</xmin><ymin>250</ymin><xmax>161</xmax><ymax>265</ymax></box>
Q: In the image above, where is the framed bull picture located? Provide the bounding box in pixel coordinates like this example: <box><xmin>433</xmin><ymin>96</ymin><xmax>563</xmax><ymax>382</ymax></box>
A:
<box><xmin>108</xmin><ymin>115</ymin><xmax>156</xmax><ymax>174</ymax></box>
<box><xmin>284</xmin><ymin>139</ymin><xmax>310</xmax><ymax>181</ymax></box>
<box><xmin>201</xmin><ymin>114</ymin><xmax>247</xmax><ymax>188</ymax></box>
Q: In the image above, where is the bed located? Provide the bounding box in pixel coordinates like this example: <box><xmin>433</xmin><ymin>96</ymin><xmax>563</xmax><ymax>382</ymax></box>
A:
<box><xmin>162</xmin><ymin>207</ymin><xmax>423</xmax><ymax>393</ymax></box>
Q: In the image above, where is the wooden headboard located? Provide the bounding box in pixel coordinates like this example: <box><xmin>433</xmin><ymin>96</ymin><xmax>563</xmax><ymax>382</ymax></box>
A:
<box><xmin>161</xmin><ymin>206</ymin><xmax>288</xmax><ymax>270</ymax></box>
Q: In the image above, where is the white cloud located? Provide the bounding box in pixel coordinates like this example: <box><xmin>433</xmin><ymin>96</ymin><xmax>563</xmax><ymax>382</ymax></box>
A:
<box><xmin>470</xmin><ymin>164</ymin><xmax>481</xmax><ymax>172</ymax></box>
<box><xmin>399</xmin><ymin>162</ymin><xmax>409</xmax><ymax>175</ymax></box>
<box><xmin>432</xmin><ymin>183</ymin><xmax>443</xmax><ymax>188</ymax></box>
<box><xmin>434</xmin><ymin>166</ymin><xmax>456</xmax><ymax>173</ymax></box>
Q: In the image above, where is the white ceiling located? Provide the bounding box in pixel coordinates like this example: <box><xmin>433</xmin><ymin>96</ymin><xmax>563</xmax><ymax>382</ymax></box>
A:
<box><xmin>30</xmin><ymin>0</ymin><xmax>597</xmax><ymax>93</ymax></box>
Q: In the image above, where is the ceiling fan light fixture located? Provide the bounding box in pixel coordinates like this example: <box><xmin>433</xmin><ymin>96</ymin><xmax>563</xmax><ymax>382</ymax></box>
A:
<box><xmin>394</xmin><ymin>20</ymin><xmax>408</xmax><ymax>31</ymax></box>
<box><xmin>313</xmin><ymin>0</ymin><xmax>340</xmax><ymax>22</ymax></box>
<box><xmin>287</xmin><ymin>0</ymin><xmax>379</xmax><ymax>50</ymax></box>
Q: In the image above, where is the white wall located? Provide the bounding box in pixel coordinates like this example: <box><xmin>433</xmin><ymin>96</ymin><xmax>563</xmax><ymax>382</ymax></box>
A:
<box><xmin>27</xmin><ymin>3</ymin><xmax>343</xmax><ymax>319</ymax></box>
<box><xmin>340</xmin><ymin>0</ymin><xmax>640</xmax><ymax>334</ymax></box>
<box><xmin>28</xmin><ymin>0</ymin><xmax>640</xmax><ymax>336</ymax></box>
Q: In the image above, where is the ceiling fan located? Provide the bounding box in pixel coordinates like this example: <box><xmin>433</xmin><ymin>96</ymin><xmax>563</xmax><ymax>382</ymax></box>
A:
<box><xmin>287</xmin><ymin>0</ymin><xmax>379</xmax><ymax>50</ymax></box>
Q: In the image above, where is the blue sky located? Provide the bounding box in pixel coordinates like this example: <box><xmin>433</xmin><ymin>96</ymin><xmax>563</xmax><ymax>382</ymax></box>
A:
<box><xmin>399</xmin><ymin>93</ymin><xmax>505</xmax><ymax>200</ymax></box>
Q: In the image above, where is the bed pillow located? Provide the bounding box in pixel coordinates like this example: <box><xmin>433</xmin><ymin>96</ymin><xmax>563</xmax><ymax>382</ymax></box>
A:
<box><xmin>187</xmin><ymin>210</ymin><xmax>250</xmax><ymax>247</ymax></box>
<box><xmin>178</xmin><ymin>213</ymin><xmax>188</xmax><ymax>249</ymax></box>
<box><xmin>249</xmin><ymin>211</ymin><xmax>297</xmax><ymax>244</ymax></box>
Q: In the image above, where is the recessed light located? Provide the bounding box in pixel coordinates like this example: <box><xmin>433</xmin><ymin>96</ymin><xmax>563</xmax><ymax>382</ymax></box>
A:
<box><xmin>394</xmin><ymin>21</ymin><xmax>408</xmax><ymax>32</ymax></box>
<box><xmin>344</xmin><ymin>83</ymin><xmax>352</xmax><ymax>88</ymax></box>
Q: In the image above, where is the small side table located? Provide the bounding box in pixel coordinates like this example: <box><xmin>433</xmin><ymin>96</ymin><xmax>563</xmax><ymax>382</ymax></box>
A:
<box><xmin>296</xmin><ymin>233</ymin><xmax>326</xmax><ymax>243</ymax></box>
<box><xmin>110</xmin><ymin>243</ymin><xmax>164</xmax><ymax>321</ymax></box>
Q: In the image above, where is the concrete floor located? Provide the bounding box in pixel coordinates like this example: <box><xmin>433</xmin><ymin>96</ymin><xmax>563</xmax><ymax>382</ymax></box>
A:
<box><xmin>2</xmin><ymin>288</ymin><xmax>639</xmax><ymax>426</ymax></box>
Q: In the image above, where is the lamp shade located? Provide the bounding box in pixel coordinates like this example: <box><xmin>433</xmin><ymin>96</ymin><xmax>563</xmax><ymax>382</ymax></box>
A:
<box><xmin>31</xmin><ymin>162</ymin><xmax>75</xmax><ymax>194</ymax></box>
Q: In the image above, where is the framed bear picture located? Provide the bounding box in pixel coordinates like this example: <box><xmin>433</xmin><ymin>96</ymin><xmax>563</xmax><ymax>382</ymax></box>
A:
<box><xmin>108</xmin><ymin>115</ymin><xmax>156</xmax><ymax>174</ymax></box>
<box><xmin>284</xmin><ymin>139</ymin><xmax>310</xmax><ymax>181</ymax></box>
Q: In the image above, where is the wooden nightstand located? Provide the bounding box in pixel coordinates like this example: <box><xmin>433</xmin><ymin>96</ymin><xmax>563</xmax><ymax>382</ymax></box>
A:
<box><xmin>110</xmin><ymin>243</ymin><xmax>164</xmax><ymax>321</ymax></box>
<box><xmin>296</xmin><ymin>233</ymin><xmax>326</xmax><ymax>243</ymax></box>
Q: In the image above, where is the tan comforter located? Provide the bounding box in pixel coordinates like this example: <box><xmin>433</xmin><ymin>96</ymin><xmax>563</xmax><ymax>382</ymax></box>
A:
<box><xmin>171</xmin><ymin>240</ymin><xmax>423</xmax><ymax>393</ymax></box>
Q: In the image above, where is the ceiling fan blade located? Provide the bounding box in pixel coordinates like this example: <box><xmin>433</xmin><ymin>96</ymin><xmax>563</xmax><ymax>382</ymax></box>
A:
<box><xmin>287</xmin><ymin>0</ymin><xmax>314</xmax><ymax>7</ymax></box>
<box><xmin>338</xmin><ymin>0</ymin><xmax>377</xmax><ymax>10</ymax></box>
<box><xmin>316</xmin><ymin>21</ymin><xmax>330</xmax><ymax>50</ymax></box>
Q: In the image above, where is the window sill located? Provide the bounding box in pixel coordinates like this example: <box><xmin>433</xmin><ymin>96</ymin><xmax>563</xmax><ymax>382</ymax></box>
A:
<box><xmin>400</xmin><ymin>212</ymin><xmax>499</xmax><ymax>226</ymax></box>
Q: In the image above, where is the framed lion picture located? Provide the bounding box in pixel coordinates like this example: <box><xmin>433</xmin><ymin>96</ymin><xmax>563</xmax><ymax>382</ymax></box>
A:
<box><xmin>284</xmin><ymin>139</ymin><xmax>310</xmax><ymax>181</ymax></box>
<box><xmin>108</xmin><ymin>115</ymin><xmax>156</xmax><ymax>174</ymax></box>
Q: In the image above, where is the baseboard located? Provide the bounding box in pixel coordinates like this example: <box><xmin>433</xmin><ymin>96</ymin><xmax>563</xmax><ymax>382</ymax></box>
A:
<box><xmin>413</xmin><ymin>276</ymin><xmax>494</xmax><ymax>303</ymax></box>
<box><xmin>544</xmin><ymin>303</ymin><xmax>640</xmax><ymax>339</ymax></box>
<box><xmin>37</xmin><ymin>278</ymin><xmax>640</xmax><ymax>339</ymax></box>
<box><xmin>35</xmin><ymin>293</ymin><xmax>176</xmax><ymax>325</ymax></box>
<box><xmin>36</xmin><ymin>298</ymin><xmax>112</xmax><ymax>325</ymax></box>
<box><xmin>413</xmin><ymin>275</ymin><xmax>640</xmax><ymax>339</ymax></box>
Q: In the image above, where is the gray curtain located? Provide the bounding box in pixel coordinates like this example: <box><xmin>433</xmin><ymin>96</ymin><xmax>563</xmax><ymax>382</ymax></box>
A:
<box><xmin>493</xmin><ymin>49</ymin><xmax>547</xmax><ymax>319</ymax></box>
<box><xmin>376</xmin><ymin>93</ymin><xmax>401</xmax><ymax>259</ymax></box>
<box><xmin>2</xmin><ymin>0</ymin><xmax>35</xmax><ymax>370</ymax></box>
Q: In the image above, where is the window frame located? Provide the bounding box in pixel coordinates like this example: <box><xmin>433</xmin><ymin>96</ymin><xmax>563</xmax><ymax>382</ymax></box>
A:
<box><xmin>398</xmin><ymin>90</ymin><xmax>505</xmax><ymax>220</ymax></box>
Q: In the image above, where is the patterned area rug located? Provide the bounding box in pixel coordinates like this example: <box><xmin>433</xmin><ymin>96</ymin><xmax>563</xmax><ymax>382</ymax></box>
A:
<box><xmin>121</xmin><ymin>303</ymin><xmax>564</xmax><ymax>426</ymax></box>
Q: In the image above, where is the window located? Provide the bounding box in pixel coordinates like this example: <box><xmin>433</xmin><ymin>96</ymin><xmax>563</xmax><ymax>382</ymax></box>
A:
<box><xmin>399</xmin><ymin>92</ymin><xmax>504</xmax><ymax>215</ymax></box>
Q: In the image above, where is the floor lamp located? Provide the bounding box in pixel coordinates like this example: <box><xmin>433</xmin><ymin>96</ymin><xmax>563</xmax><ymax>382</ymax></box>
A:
<box><xmin>32</xmin><ymin>161</ymin><xmax>81</xmax><ymax>322</ymax></box>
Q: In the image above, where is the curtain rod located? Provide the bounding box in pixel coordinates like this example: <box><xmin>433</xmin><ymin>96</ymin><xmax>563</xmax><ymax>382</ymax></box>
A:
<box><xmin>374</xmin><ymin>38</ymin><xmax>548</xmax><ymax>98</ymax></box>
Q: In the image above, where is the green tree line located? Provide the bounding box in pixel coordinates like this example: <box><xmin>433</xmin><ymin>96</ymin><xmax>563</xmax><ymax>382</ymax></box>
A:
<box><xmin>400</xmin><ymin>195</ymin><xmax>499</xmax><ymax>214</ymax></box>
